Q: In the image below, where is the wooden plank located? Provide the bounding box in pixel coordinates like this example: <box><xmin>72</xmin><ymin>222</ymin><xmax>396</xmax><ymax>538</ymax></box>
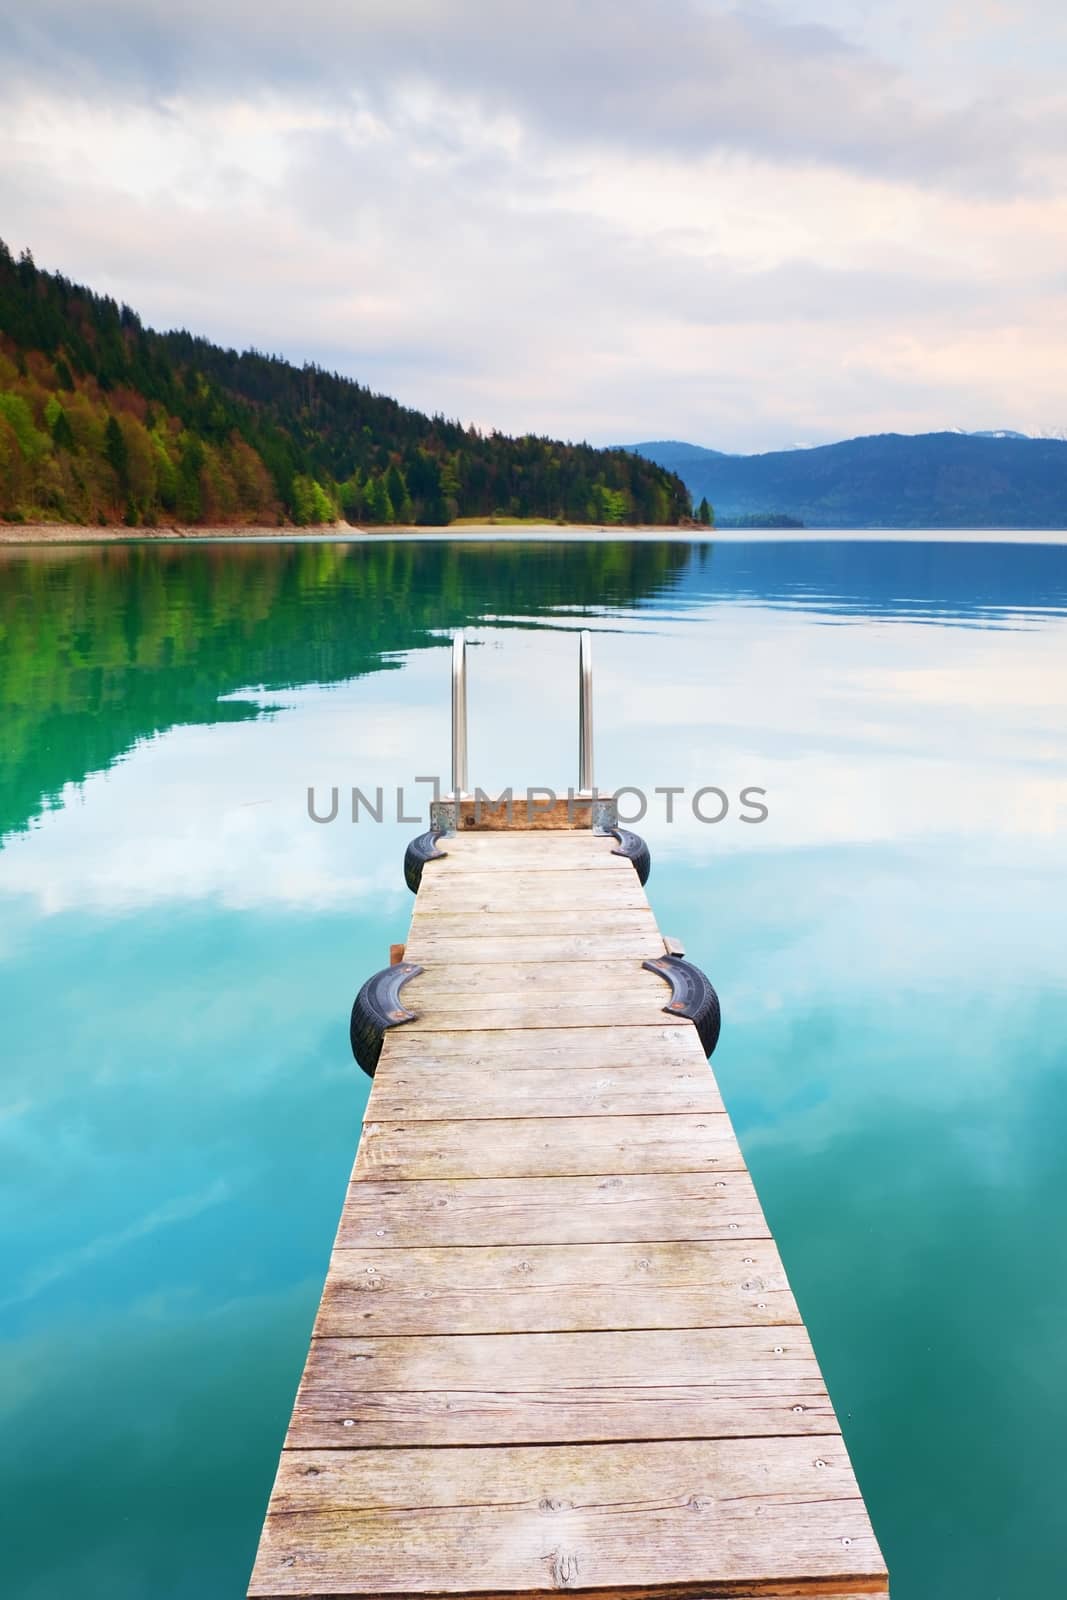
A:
<box><xmin>287</xmin><ymin>1326</ymin><xmax>835</xmax><ymax>1448</ymax></box>
<box><xmin>316</xmin><ymin>1239</ymin><xmax>798</xmax><ymax>1335</ymax></box>
<box><xmin>434</xmin><ymin>856</ymin><xmax>631</xmax><ymax>878</ymax></box>
<box><xmin>400</xmin><ymin>983</ymin><xmax>684</xmax><ymax>1029</ymax></box>
<box><xmin>377</xmin><ymin>1023</ymin><xmax>704</xmax><ymax>1064</ymax></box>
<box><xmin>431</xmin><ymin>859</ymin><xmax>629</xmax><ymax>878</ymax></box>
<box><xmin>412</xmin><ymin>891</ymin><xmax>652</xmax><ymax>918</ymax></box>
<box><xmin>403</xmin><ymin>930</ymin><xmax>666</xmax><ymax>963</ymax></box>
<box><xmin>336</xmin><ymin>1172</ymin><xmax>771</xmax><ymax>1248</ymax></box>
<box><xmin>438</xmin><ymin>849</ymin><xmax>621</xmax><ymax>869</ymax></box>
<box><xmin>298</xmin><ymin>1323</ymin><xmax>820</xmax><ymax>1393</ymax></box>
<box><xmin>435</xmin><ymin>846</ymin><xmax>628</xmax><ymax>873</ymax></box>
<box><xmin>354</xmin><ymin>1114</ymin><xmax>745</xmax><ymax>1180</ymax></box>
<box><xmin>443</xmin><ymin>829</ymin><xmax>615</xmax><ymax>850</ymax></box>
<box><xmin>407</xmin><ymin>907</ymin><xmax>660</xmax><ymax>937</ymax></box>
<box><xmin>249</xmin><ymin>1437</ymin><xmax>887</xmax><ymax>1599</ymax></box>
<box><xmin>367</xmin><ymin>1060</ymin><xmax>722</xmax><ymax>1119</ymax></box>
<box><xmin>377</xmin><ymin>1022</ymin><xmax>703</xmax><ymax>1062</ymax></box>
<box><xmin>403</xmin><ymin>960</ymin><xmax>665</xmax><ymax>995</ymax></box>
<box><xmin>414</xmin><ymin>872</ymin><xmax>650</xmax><ymax>910</ymax></box>
<box><xmin>401</xmin><ymin>999</ymin><xmax>684</xmax><ymax>1032</ymax></box>
<box><xmin>287</xmin><ymin>1380</ymin><xmax>837</xmax><ymax>1450</ymax></box>
<box><xmin>417</xmin><ymin>866</ymin><xmax>644</xmax><ymax>894</ymax></box>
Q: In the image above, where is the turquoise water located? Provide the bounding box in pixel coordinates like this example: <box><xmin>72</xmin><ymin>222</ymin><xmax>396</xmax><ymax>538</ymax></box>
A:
<box><xmin>2</xmin><ymin>537</ymin><xmax>1066</xmax><ymax>1598</ymax></box>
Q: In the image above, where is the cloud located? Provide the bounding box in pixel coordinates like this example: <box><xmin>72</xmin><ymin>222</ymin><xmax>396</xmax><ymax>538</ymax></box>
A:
<box><xmin>0</xmin><ymin>691</ymin><xmax>421</xmax><ymax>915</ymax></box>
<box><xmin>2</xmin><ymin>3</ymin><xmax>1066</xmax><ymax>448</ymax></box>
<box><xmin>3</xmin><ymin>0</ymin><xmax>1059</xmax><ymax>192</ymax></box>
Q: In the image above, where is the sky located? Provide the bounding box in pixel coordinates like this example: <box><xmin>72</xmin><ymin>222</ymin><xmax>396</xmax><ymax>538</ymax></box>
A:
<box><xmin>1</xmin><ymin>0</ymin><xmax>1065</xmax><ymax>452</ymax></box>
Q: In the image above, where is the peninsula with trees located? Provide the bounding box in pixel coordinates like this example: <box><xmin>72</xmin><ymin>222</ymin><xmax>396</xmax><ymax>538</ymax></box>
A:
<box><xmin>0</xmin><ymin>243</ymin><xmax>690</xmax><ymax>531</ymax></box>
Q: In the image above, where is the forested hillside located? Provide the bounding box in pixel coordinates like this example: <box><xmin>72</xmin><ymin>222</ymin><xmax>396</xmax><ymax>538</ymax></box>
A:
<box><xmin>0</xmin><ymin>243</ymin><xmax>690</xmax><ymax>528</ymax></box>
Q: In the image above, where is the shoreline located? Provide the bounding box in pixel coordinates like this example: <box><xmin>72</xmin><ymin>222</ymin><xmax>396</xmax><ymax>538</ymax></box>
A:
<box><xmin>2</xmin><ymin>521</ymin><xmax>1066</xmax><ymax>547</ymax></box>
<box><xmin>0</xmin><ymin>519</ymin><xmax>669</xmax><ymax>544</ymax></box>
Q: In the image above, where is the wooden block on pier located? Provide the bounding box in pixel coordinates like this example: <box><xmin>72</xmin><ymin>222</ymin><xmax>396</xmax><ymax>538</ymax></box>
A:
<box><xmin>248</xmin><ymin>826</ymin><xmax>887</xmax><ymax>1599</ymax></box>
<box><xmin>440</xmin><ymin>795</ymin><xmax>603</xmax><ymax>830</ymax></box>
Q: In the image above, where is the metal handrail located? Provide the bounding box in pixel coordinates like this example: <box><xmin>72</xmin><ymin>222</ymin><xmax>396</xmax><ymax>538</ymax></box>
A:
<box><xmin>449</xmin><ymin>629</ymin><xmax>594</xmax><ymax>798</ymax></box>
<box><xmin>451</xmin><ymin>632</ymin><xmax>468</xmax><ymax>798</ymax></box>
<box><xmin>578</xmin><ymin>629</ymin><xmax>594</xmax><ymax>794</ymax></box>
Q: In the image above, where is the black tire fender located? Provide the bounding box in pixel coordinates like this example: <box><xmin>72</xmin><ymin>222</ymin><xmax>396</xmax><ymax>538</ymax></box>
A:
<box><xmin>350</xmin><ymin>962</ymin><xmax>423</xmax><ymax>1078</ymax></box>
<box><xmin>643</xmin><ymin>953</ymin><xmax>721</xmax><ymax>1057</ymax></box>
<box><xmin>404</xmin><ymin>830</ymin><xmax>447</xmax><ymax>893</ymax></box>
<box><xmin>609</xmin><ymin>827</ymin><xmax>651</xmax><ymax>885</ymax></box>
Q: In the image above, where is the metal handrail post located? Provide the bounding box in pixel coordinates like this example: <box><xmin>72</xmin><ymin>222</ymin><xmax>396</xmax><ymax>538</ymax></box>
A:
<box><xmin>451</xmin><ymin>632</ymin><xmax>468</xmax><ymax>798</ymax></box>
<box><xmin>578</xmin><ymin>629</ymin><xmax>594</xmax><ymax>794</ymax></box>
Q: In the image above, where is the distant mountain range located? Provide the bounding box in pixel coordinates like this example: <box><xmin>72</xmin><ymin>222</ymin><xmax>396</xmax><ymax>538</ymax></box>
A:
<box><xmin>626</xmin><ymin>433</ymin><xmax>1067</xmax><ymax>529</ymax></box>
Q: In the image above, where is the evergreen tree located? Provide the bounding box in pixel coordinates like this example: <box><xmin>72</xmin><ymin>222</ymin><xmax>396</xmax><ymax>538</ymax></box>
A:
<box><xmin>698</xmin><ymin>496</ymin><xmax>713</xmax><ymax>526</ymax></box>
<box><xmin>338</xmin><ymin>470</ymin><xmax>364</xmax><ymax>522</ymax></box>
<box><xmin>176</xmin><ymin>438</ymin><xmax>203</xmax><ymax>522</ymax></box>
<box><xmin>50</xmin><ymin>407</ymin><xmax>75</xmax><ymax>451</ymax></box>
<box><xmin>364</xmin><ymin>474</ymin><xmax>395</xmax><ymax>524</ymax></box>
<box><xmin>385</xmin><ymin>463</ymin><xmax>414</xmax><ymax>525</ymax></box>
<box><xmin>105</xmin><ymin>414</ymin><xmax>128</xmax><ymax>495</ymax></box>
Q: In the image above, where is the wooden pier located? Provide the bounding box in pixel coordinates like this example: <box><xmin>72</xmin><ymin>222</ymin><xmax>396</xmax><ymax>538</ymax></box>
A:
<box><xmin>248</xmin><ymin>822</ymin><xmax>887</xmax><ymax>1599</ymax></box>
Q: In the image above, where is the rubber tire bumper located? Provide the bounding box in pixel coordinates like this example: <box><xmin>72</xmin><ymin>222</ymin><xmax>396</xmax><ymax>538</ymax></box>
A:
<box><xmin>643</xmin><ymin>954</ymin><xmax>721</xmax><ymax>1057</ymax></box>
<box><xmin>610</xmin><ymin>827</ymin><xmax>651</xmax><ymax>886</ymax></box>
<box><xmin>404</xmin><ymin>830</ymin><xmax>446</xmax><ymax>893</ymax></box>
<box><xmin>349</xmin><ymin>962</ymin><xmax>423</xmax><ymax>1077</ymax></box>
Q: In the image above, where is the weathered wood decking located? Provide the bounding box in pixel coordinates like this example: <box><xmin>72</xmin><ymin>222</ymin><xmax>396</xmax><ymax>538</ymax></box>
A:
<box><xmin>248</xmin><ymin>827</ymin><xmax>887</xmax><ymax>1599</ymax></box>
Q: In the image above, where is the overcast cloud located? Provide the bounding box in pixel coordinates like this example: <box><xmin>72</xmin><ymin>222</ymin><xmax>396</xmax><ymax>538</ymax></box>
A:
<box><xmin>1</xmin><ymin>0</ymin><xmax>1064</xmax><ymax>450</ymax></box>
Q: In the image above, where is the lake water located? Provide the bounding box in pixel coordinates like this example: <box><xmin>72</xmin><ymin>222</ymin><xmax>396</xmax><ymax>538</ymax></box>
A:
<box><xmin>2</xmin><ymin>536</ymin><xmax>1066</xmax><ymax>1599</ymax></box>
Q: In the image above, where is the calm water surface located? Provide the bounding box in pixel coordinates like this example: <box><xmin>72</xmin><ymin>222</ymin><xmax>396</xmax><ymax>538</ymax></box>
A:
<box><xmin>2</xmin><ymin>537</ymin><xmax>1066</xmax><ymax>1599</ymax></box>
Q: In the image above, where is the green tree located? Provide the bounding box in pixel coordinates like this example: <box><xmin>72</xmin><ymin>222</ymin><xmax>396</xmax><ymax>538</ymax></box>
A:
<box><xmin>406</xmin><ymin>452</ymin><xmax>444</xmax><ymax>524</ymax></box>
<box><xmin>0</xmin><ymin>413</ymin><xmax>27</xmax><ymax>514</ymax></box>
<box><xmin>105</xmin><ymin>414</ymin><xmax>128</xmax><ymax>496</ymax></box>
<box><xmin>291</xmin><ymin>474</ymin><xmax>336</xmax><ymax>525</ymax></box>
<box><xmin>50</xmin><ymin>406</ymin><xmax>76</xmax><ymax>452</ymax></box>
<box><xmin>364</xmin><ymin>473</ymin><xmax>395</xmax><ymax>525</ymax></box>
<box><xmin>594</xmin><ymin>484</ymin><xmax>627</xmax><ymax>524</ymax></box>
<box><xmin>439</xmin><ymin>455</ymin><xmax>460</xmax><ymax>522</ymax></box>
<box><xmin>385</xmin><ymin>463</ymin><xmax>413</xmax><ymax>525</ymax></box>
<box><xmin>339</xmin><ymin>470</ymin><xmax>364</xmax><ymax>521</ymax></box>
<box><xmin>698</xmin><ymin>496</ymin><xmax>713</xmax><ymax>527</ymax></box>
<box><xmin>176</xmin><ymin>436</ymin><xmax>203</xmax><ymax>522</ymax></box>
<box><xmin>0</xmin><ymin>393</ymin><xmax>50</xmax><ymax>462</ymax></box>
<box><xmin>152</xmin><ymin>434</ymin><xmax>178</xmax><ymax>511</ymax></box>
